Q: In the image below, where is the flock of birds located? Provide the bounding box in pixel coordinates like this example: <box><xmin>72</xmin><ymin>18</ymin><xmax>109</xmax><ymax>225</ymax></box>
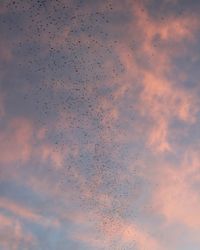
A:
<box><xmin>1</xmin><ymin>1</ymin><xmax>150</xmax><ymax>249</ymax></box>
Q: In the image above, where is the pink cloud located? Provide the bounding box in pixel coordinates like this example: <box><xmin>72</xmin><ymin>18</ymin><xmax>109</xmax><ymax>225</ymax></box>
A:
<box><xmin>0</xmin><ymin>213</ymin><xmax>36</xmax><ymax>250</ymax></box>
<box><xmin>0</xmin><ymin>118</ymin><xmax>33</xmax><ymax>164</ymax></box>
<box><xmin>72</xmin><ymin>213</ymin><xmax>165</xmax><ymax>250</ymax></box>
<box><xmin>122</xmin><ymin>2</ymin><xmax>199</xmax><ymax>152</ymax></box>
<box><xmin>0</xmin><ymin>197</ymin><xmax>59</xmax><ymax>228</ymax></box>
<box><xmin>150</xmin><ymin>150</ymin><xmax>200</xmax><ymax>231</ymax></box>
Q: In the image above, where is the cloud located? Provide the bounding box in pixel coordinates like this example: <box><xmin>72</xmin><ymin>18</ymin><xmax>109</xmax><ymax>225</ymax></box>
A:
<box><xmin>0</xmin><ymin>118</ymin><xmax>33</xmax><ymax>164</ymax></box>
<box><xmin>139</xmin><ymin>71</ymin><xmax>197</xmax><ymax>152</ymax></box>
<box><xmin>150</xmin><ymin>149</ymin><xmax>200</xmax><ymax>232</ymax></box>
<box><xmin>72</xmin><ymin>212</ymin><xmax>165</xmax><ymax>250</ymax></box>
<box><xmin>128</xmin><ymin>1</ymin><xmax>199</xmax><ymax>152</ymax></box>
<box><xmin>0</xmin><ymin>213</ymin><xmax>36</xmax><ymax>250</ymax></box>
<box><xmin>38</xmin><ymin>143</ymin><xmax>65</xmax><ymax>169</ymax></box>
<box><xmin>0</xmin><ymin>197</ymin><xmax>59</xmax><ymax>228</ymax></box>
<box><xmin>0</xmin><ymin>93</ymin><xmax>5</xmax><ymax>118</ymax></box>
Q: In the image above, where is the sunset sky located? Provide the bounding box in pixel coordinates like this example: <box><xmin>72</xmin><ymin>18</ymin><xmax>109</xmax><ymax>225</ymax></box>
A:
<box><xmin>1</xmin><ymin>0</ymin><xmax>200</xmax><ymax>249</ymax></box>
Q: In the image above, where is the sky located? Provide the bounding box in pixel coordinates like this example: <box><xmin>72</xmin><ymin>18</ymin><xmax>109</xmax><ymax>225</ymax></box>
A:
<box><xmin>1</xmin><ymin>0</ymin><xmax>200</xmax><ymax>249</ymax></box>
